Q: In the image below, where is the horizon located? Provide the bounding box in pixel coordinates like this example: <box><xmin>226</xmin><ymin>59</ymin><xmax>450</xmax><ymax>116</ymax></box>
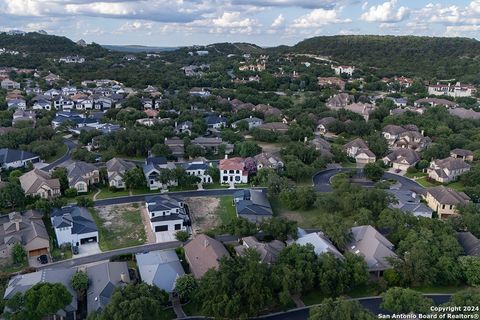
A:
<box><xmin>0</xmin><ymin>0</ymin><xmax>478</xmax><ymax>47</ymax></box>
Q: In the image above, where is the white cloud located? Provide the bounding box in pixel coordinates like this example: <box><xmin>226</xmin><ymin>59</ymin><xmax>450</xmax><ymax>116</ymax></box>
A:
<box><xmin>271</xmin><ymin>14</ymin><xmax>285</xmax><ymax>27</ymax></box>
<box><xmin>361</xmin><ymin>0</ymin><xmax>409</xmax><ymax>23</ymax></box>
<box><xmin>291</xmin><ymin>8</ymin><xmax>351</xmax><ymax>28</ymax></box>
<box><xmin>119</xmin><ymin>21</ymin><xmax>154</xmax><ymax>32</ymax></box>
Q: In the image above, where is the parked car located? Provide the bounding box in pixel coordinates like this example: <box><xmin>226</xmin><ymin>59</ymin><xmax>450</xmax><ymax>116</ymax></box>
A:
<box><xmin>37</xmin><ymin>254</ymin><xmax>48</xmax><ymax>264</ymax></box>
<box><xmin>72</xmin><ymin>246</ymin><xmax>79</xmax><ymax>255</ymax></box>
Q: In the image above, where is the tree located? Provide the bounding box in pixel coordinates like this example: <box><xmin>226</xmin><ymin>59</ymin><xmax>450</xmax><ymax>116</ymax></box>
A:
<box><xmin>194</xmin><ymin>251</ymin><xmax>273</xmax><ymax>318</ymax></box>
<box><xmin>280</xmin><ymin>186</ymin><xmax>316</xmax><ymax>210</ymax></box>
<box><xmin>70</xmin><ymin>272</ymin><xmax>89</xmax><ymax>295</ymax></box>
<box><xmin>443</xmin><ymin>288</ymin><xmax>480</xmax><ymax>316</ymax></box>
<box><xmin>309</xmin><ymin>298</ymin><xmax>375</xmax><ymax>320</ymax></box>
<box><xmin>363</xmin><ymin>163</ymin><xmax>384</xmax><ymax>181</ymax></box>
<box><xmin>175</xmin><ymin>230</ymin><xmax>190</xmax><ymax>242</ymax></box>
<box><xmin>185</xmin><ymin>144</ymin><xmax>205</xmax><ymax>158</ymax></box>
<box><xmin>0</xmin><ymin>183</ymin><xmax>26</xmax><ymax>210</ymax></box>
<box><xmin>381</xmin><ymin>287</ymin><xmax>433</xmax><ymax>314</ymax></box>
<box><xmin>272</xmin><ymin>244</ymin><xmax>317</xmax><ymax>305</ymax></box>
<box><xmin>206</xmin><ymin>165</ymin><xmax>220</xmax><ymax>183</ymax></box>
<box><xmin>11</xmin><ymin>243</ymin><xmax>26</xmax><ymax>264</ymax></box>
<box><xmin>77</xmin><ymin>197</ymin><xmax>94</xmax><ymax>208</ymax></box>
<box><xmin>64</xmin><ymin>187</ymin><xmax>78</xmax><ymax>198</ymax></box>
<box><xmin>261</xmin><ymin>217</ymin><xmax>297</xmax><ymax>241</ymax></box>
<box><xmin>52</xmin><ymin>167</ymin><xmax>69</xmax><ymax>194</ymax></box>
<box><xmin>175</xmin><ymin>274</ymin><xmax>197</xmax><ymax>301</ymax></box>
<box><xmin>8</xmin><ymin>170</ymin><xmax>22</xmax><ymax>183</ymax></box>
<box><xmin>151</xmin><ymin>143</ymin><xmax>173</xmax><ymax>158</ymax></box>
<box><xmin>244</xmin><ymin>157</ymin><xmax>257</xmax><ymax>176</ymax></box>
<box><xmin>366</xmin><ymin>133</ymin><xmax>388</xmax><ymax>157</ymax></box>
<box><xmin>89</xmin><ymin>283</ymin><xmax>169</xmax><ymax>320</ymax></box>
<box><xmin>235</xmin><ymin>141</ymin><xmax>262</xmax><ymax>158</ymax></box>
<box><xmin>459</xmin><ymin>256</ymin><xmax>480</xmax><ymax>286</ymax></box>
<box><xmin>123</xmin><ymin>167</ymin><xmax>146</xmax><ymax>190</ymax></box>
<box><xmin>5</xmin><ymin>283</ymin><xmax>72</xmax><ymax>320</ymax></box>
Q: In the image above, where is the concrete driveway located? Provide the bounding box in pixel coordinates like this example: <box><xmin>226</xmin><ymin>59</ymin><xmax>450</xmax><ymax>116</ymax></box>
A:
<box><xmin>75</xmin><ymin>242</ymin><xmax>101</xmax><ymax>258</ymax></box>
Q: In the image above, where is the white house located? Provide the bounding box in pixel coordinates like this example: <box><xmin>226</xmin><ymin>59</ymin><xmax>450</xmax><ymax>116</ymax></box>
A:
<box><xmin>145</xmin><ymin>195</ymin><xmax>189</xmax><ymax>243</ymax></box>
<box><xmin>51</xmin><ymin>206</ymin><xmax>98</xmax><ymax>247</ymax></box>
<box><xmin>427</xmin><ymin>158</ymin><xmax>471</xmax><ymax>183</ymax></box>
<box><xmin>332</xmin><ymin>65</ymin><xmax>355</xmax><ymax>76</ymax></box>
<box><xmin>428</xmin><ymin>82</ymin><xmax>476</xmax><ymax>98</ymax></box>
<box><xmin>232</xmin><ymin>116</ymin><xmax>263</xmax><ymax>130</ymax></box>
<box><xmin>184</xmin><ymin>161</ymin><xmax>212</xmax><ymax>184</ymax></box>
<box><xmin>219</xmin><ymin>157</ymin><xmax>248</xmax><ymax>184</ymax></box>
<box><xmin>143</xmin><ymin>157</ymin><xmax>177</xmax><ymax>190</ymax></box>
<box><xmin>0</xmin><ymin>148</ymin><xmax>40</xmax><ymax>170</ymax></box>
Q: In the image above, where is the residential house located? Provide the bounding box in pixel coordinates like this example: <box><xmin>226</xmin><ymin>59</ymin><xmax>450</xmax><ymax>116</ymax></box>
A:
<box><xmin>258</xmin><ymin>122</ymin><xmax>289</xmax><ymax>133</ymax></box>
<box><xmin>4</xmin><ymin>268</ymin><xmax>77</xmax><ymax>320</ymax></box>
<box><xmin>332</xmin><ymin>65</ymin><xmax>355</xmax><ymax>76</ymax></box>
<box><xmin>51</xmin><ymin>206</ymin><xmax>99</xmax><ymax>247</ymax></box>
<box><xmin>32</xmin><ymin>99</ymin><xmax>52</xmax><ymax>110</ymax></box>
<box><xmin>293</xmin><ymin>229</ymin><xmax>344</xmax><ymax>259</ymax></box>
<box><xmin>145</xmin><ymin>195</ymin><xmax>188</xmax><ymax>243</ymax></box>
<box><xmin>233</xmin><ymin>189</ymin><xmax>273</xmax><ymax>222</ymax></box>
<box><xmin>0</xmin><ymin>210</ymin><xmax>50</xmax><ymax>258</ymax></box>
<box><xmin>143</xmin><ymin>156</ymin><xmax>177</xmax><ymax>190</ymax></box>
<box><xmin>428</xmin><ymin>82</ymin><xmax>476</xmax><ymax>98</ymax></box>
<box><xmin>0</xmin><ymin>148</ymin><xmax>40</xmax><ymax>170</ymax></box>
<box><xmin>136</xmin><ymin>250</ymin><xmax>185</xmax><ymax>292</ymax></box>
<box><xmin>165</xmin><ymin>137</ymin><xmax>185</xmax><ymax>159</ymax></box>
<box><xmin>12</xmin><ymin>109</ymin><xmax>36</xmax><ymax>126</ymax></box>
<box><xmin>191</xmin><ymin>137</ymin><xmax>233</xmax><ymax>155</ymax></box>
<box><xmin>343</xmin><ymin>138</ymin><xmax>376</xmax><ymax>166</ymax></box>
<box><xmin>232</xmin><ymin>116</ymin><xmax>264</xmax><ymax>130</ymax></box>
<box><xmin>427</xmin><ymin>157</ymin><xmax>471</xmax><ymax>183</ymax></box>
<box><xmin>204</xmin><ymin>115</ymin><xmax>227</xmax><ymax>129</ymax></box>
<box><xmin>86</xmin><ymin>262</ymin><xmax>130</xmax><ymax>315</ymax></box>
<box><xmin>317</xmin><ymin>77</ymin><xmax>346</xmax><ymax>90</ymax></box>
<box><xmin>61</xmin><ymin>161</ymin><xmax>100</xmax><ymax>192</ymax></box>
<box><xmin>174</xmin><ymin>121</ymin><xmax>193</xmax><ymax>135</ymax></box>
<box><xmin>253</xmin><ymin>152</ymin><xmax>284</xmax><ymax>171</ymax></box>
<box><xmin>414</xmin><ymin>98</ymin><xmax>458</xmax><ymax>108</ymax></box>
<box><xmin>316</xmin><ymin>117</ymin><xmax>337</xmax><ymax>135</ymax></box>
<box><xmin>19</xmin><ymin>169</ymin><xmax>61</xmax><ymax>199</ymax></box>
<box><xmin>388</xmin><ymin>97</ymin><xmax>408</xmax><ymax>107</ymax></box>
<box><xmin>184</xmin><ymin>161</ymin><xmax>212</xmax><ymax>184</ymax></box>
<box><xmin>449</xmin><ymin>108</ymin><xmax>480</xmax><ymax>120</ymax></box>
<box><xmin>345</xmin><ymin>103</ymin><xmax>376</xmax><ymax>121</ymax></box>
<box><xmin>450</xmin><ymin>149</ymin><xmax>474</xmax><ymax>162</ymax></box>
<box><xmin>106</xmin><ymin>158</ymin><xmax>135</xmax><ymax>189</ymax></box>
<box><xmin>6</xmin><ymin>98</ymin><xmax>26</xmax><ymax>109</ymax></box>
<box><xmin>383</xmin><ymin>149</ymin><xmax>420</xmax><ymax>171</ymax></box>
<box><xmin>234</xmin><ymin>236</ymin><xmax>284</xmax><ymax>265</ymax></box>
<box><xmin>393</xmin><ymin>131</ymin><xmax>431</xmax><ymax>151</ymax></box>
<box><xmin>310</xmin><ymin>137</ymin><xmax>333</xmax><ymax>158</ymax></box>
<box><xmin>44</xmin><ymin>73</ymin><xmax>61</xmax><ymax>84</ymax></box>
<box><xmin>184</xmin><ymin>234</ymin><xmax>229</xmax><ymax>279</ymax></box>
<box><xmin>326</xmin><ymin>93</ymin><xmax>354</xmax><ymax>109</ymax></box>
<box><xmin>457</xmin><ymin>232</ymin><xmax>480</xmax><ymax>256</ymax></box>
<box><xmin>1</xmin><ymin>79</ymin><xmax>20</xmax><ymax>90</ymax></box>
<box><xmin>189</xmin><ymin>87</ymin><xmax>211</xmax><ymax>98</ymax></box>
<box><xmin>387</xmin><ymin>190</ymin><xmax>433</xmax><ymax>218</ymax></box>
<box><xmin>347</xmin><ymin>225</ymin><xmax>398</xmax><ymax>275</ymax></box>
<box><xmin>59</xmin><ymin>55</ymin><xmax>85</xmax><ymax>63</ymax></box>
<box><xmin>219</xmin><ymin>157</ymin><xmax>248</xmax><ymax>184</ymax></box>
<box><xmin>382</xmin><ymin>125</ymin><xmax>407</xmax><ymax>146</ymax></box>
<box><xmin>254</xmin><ymin>104</ymin><xmax>282</xmax><ymax>118</ymax></box>
<box><xmin>424</xmin><ymin>186</ymin><xmax>470</xmax><ymax>219</ymax></box>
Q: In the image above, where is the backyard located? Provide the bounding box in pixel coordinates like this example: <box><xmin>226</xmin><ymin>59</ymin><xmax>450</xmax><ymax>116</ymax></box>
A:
<box><xmin>90</xmin><ymin>203</ymin><xmax>147</xmax><ymax>251</ymax></box>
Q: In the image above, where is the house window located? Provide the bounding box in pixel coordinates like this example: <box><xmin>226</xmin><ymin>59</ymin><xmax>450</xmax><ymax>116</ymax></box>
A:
<box><xmin>442</xmin><ymin>204</ymin><xmax>445</xmax><ymax>209</ymax></box>
<box><xmin>175</xmin><ymin>224</ymin><xmax>181</xmax><ymax>230</ymax></box>
<box><xmin>223</xmin><ymin>176</ymin><xmax>228</xmax><ymax>181</ymax></box>
<box><xmin>151</xmin><ymin>213</ymin><xmax>155</xmax><ymax>217</ymax></box>
<box><xmin>236</xmin><ymin>170</ymin><xmax>240</xmax><ymax>174</ymax></box>
<box><xmin>229</xmin><ymin>170</ymin><xmax>234</xmax><ymax>174</ymax></box>
<box><xmin>235</xmin><ymin>176</ymin><xmax>240</xmax><ymax>181</ymax></box>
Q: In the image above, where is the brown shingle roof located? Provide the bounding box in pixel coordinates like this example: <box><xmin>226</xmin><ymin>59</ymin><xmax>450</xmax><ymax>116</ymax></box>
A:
<box><xmin>184</xmin><ymin>234</ymin><xmax>229</xmax><ymax>278</ymax></box>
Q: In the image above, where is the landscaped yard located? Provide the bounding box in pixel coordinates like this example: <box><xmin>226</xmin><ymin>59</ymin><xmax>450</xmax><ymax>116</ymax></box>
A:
<box><xmin>217</xmin><ymin>196</ymin><xmax>237</xmax><ymax>225</ymax></box>
<box><xmin>416</xmin><ymin>176</ymin><xmax>440</xmax><ymax>188</ymax></box>
<box><xmin>95</xmin><ymin>187</ymin><xmax>130</xmax><ymax>200</ymax></box>
<box><xmin>90</xmin><ymin>203</ymin><xmax>146</xmax><ymax>251</ymax></box>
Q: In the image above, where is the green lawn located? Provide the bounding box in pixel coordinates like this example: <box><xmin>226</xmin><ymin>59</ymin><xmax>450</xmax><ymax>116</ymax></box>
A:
<box><xmin>203</xmin><ymin>182</ymin><xmax>229</xmax><ymax>190</ymax></box>
<box><xmin>404</xmin><ymin>171</ymin><xmax>426</xmax><ymax>179</ymax></box>
<box><xmin>169</xmin><ymin>185</ymin><xmax>198</xmax><ymax>192</ymax></box>
<box><xmin>130</xmin><ymin>188</ymin><xmax>163</xmax><ymax>195</ymax></box>
<box><xmin>416</xmin><ymin>176</ymin><xmax>440</xmax><ymax>188</ymax></box>
<box><xmin>271</xmin><ymin>198</ymin><xmax>325</xmax><ymax>228</ymax></box>
<box><xmin>95</xmin><ymin>188</ymin><xmax>130</xmax><ymax>200</ymax></box>
<box><xmin>89</xmin><ymin>204</ymin><xmax>146</xmax><ymax>251</ymax></box>
<box><xmin>216</xmin><ymin>196</ymin><xmax>237</xmax><ymax>225</ymax></box>
<box><xmin>415</xmin><ymin>285</ymin><xmax>469</xmax><ymax>294</ymax></box>
<box><xmin>446</xmin><ymin>181</ymin><xmax>465</xmax><ymax>192</ymax></box>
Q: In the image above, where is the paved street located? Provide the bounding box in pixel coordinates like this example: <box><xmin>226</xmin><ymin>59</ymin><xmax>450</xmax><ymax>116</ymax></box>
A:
<box><xmin>41</xmin><ymin>138</ymin><xmax>77</xmax><ymax>172</ymax></box>
<box><xmin>312</xmin><ymin>168</ymin><xmax>425</xmax><ymax>193</ymax></box>
<box><xmin>37</xmin><ymin>241</ymin><xmax>181</xmax><ymax>270</ymax></box>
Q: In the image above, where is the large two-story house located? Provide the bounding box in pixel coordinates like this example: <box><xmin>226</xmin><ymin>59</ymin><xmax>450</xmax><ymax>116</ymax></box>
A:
<box><xmin>343</xmin><ymin>138</ymin><xmax>376</xmax><ymax>166</ymax></box>
<box><xmin>61</xmin><ymin>161</ymin><xmax>100</xmax><ymax>193</ymax></box>
<box><xmin>427</xmin><ymin>157</ymin><xmax>471</xmax><ymax>183</ymax></box>
<box><xmin>51</xmin><ymin>206</ymin><xmax>98</xmax><ymax>247</ymax></box>
<box><xmin>142</xmin><ymin>156</ymin><xmax>177</xmax><ymax>190</ymax></box>
<box><xmin>424</xmin><ymin>186</ymin><xmax>470</xmax><ymax>219</ymax></box>
<box><xmin>106</xmin><ymin>158</ymin><xmax>135</xmax><ymax>189</ymax></box>
<box><xmin>219</xmin><ymin>157</ymin><xmax>248</xmax><ymax>184</ymax></box>
<box><xmin>183</xmin><ymin>161</ymin><xmax>213</xmax><ymax>184</ymax></box>
<box><xmin>145</xmin><ymin>195</ymin><xmax>189</xmax><ymax>243</ymax></box>
<box><xmin>19</xmin><ymin>169</ymin><xmax>61</xmax><ymax>199</ymax></box>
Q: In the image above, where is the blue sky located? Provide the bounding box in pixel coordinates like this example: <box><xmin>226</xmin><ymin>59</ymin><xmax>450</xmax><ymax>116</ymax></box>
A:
<box><xmin>0</xmin><ymin>0</ymin><xmax>479</xmax><ymax>47</ymax></box>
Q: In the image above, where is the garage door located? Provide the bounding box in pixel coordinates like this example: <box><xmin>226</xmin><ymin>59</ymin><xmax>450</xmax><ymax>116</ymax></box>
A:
<box><xmin>80</xmin><ymin>236</ymin><xmax>98</xmax><ymax>245</ymax></box>
<box><xmin>28</xmin><ymin>248</ymin><xmax>48</xmax><ymax>257</ymax></box>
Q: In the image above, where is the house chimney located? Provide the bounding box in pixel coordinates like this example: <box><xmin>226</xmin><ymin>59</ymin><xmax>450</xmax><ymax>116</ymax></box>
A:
<box><xmin>224</xmin><ymin>154</ymin><xmax>228</xmax><ymax>159</ymax></box>
<box><xmin>421</xmin><ymin>130</ymin><xmax>424</xmax><ymax>136</ymax></box>
<box><xmin>175</xmin><ymin>121</ymin><xmax>177</xmax><ymax>128</ymax></box>
<box><xmin>120</xmin><ymin>272</ymin><xmax>129</xmax><ymax>283</ymax></box>
<box><xmin>204</xmin><ymin>239</ymin><xmax>210</xmax><ymax>248</ymax></box>
<box><xmin>304</xmin><ymin>136</ymin><xmax>308</xmax><ymax>143</ymax></box>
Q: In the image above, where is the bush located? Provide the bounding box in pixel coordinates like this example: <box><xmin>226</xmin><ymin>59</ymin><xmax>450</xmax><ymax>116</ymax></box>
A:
<box><xmin>64</xmin><ymin>187</ymin><xmax>78</xmax><ymax>198</ymax></box>
<box><xmin>77</xmin><ymin>197</ymin><xmax>94</xmax><ymax>207</ymax></box>
<box><xmin>175</xmin><ymin>230</ymin><xmax>190</xmax><ymax>242</ymax></box>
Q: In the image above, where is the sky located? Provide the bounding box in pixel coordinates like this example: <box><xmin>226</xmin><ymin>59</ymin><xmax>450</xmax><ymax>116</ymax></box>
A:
<box><xmin>0</xmin><ymin>0</ymin><xmax>479</xmax><ymax>47</ymax></box>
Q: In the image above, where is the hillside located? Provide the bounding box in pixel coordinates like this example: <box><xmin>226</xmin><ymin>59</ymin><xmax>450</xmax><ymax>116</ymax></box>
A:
<box><xmin>0</xmin><ymin>32</ymin><xmax>109</xmax><ymax>57</ymax></box>
<box><xmin>286</xmin><ymin>35</ymin><xmax>480</xmax><ymax>82</ymax></box>
<box><xmin>102</xmin><ymin>45</ymin><xmax>179</xmax><ymax>53</ymax></box>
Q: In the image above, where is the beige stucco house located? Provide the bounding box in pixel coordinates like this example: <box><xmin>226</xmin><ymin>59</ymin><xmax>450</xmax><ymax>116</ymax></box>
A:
<box><xmin>19</xmin><ymin>169</ymin><xmax>61</xmax><ymax>199</ymax></box>
<box><xmin>424</xmin><ymin>186</ymin><xmax>470</xmax><ymax>219</ymax></box>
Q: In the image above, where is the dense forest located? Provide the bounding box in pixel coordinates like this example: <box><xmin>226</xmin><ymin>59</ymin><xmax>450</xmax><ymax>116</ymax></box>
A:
<box><xmin>287</xmin><ymin>35</ymin><xmax>480</xmax><ymax>82</ymax></box>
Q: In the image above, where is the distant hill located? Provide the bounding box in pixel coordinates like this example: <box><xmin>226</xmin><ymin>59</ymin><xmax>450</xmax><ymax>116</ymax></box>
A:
<box><xmin>206</xmin><ymin>42</ymin><xmax>265</xmax><ymax>55</ymax></box>
<box><xmin>285</xmin><ymin>35</ymin><xmax>480</xmax><ymax>81</ymax></box>
<box><xmin>102</xmin><ymin>45</ymin><xmax>179</xmax><ymax>53</ymax></box>
<box><xmin>0</xmin><ymin>32</ymin><xmax>108</xmax><ymax>57</ymax></box>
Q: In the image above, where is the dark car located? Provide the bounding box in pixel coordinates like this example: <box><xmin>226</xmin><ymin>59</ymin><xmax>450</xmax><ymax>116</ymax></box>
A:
<box><xmin>37</xmin><ymin>254</ymin><xmax>48</xmax><ymax>264</ymax></box>
<box><xmin>72</xmin><ymin>246</ymin><xmax>79</xmax><ymax>255</ymax></box>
